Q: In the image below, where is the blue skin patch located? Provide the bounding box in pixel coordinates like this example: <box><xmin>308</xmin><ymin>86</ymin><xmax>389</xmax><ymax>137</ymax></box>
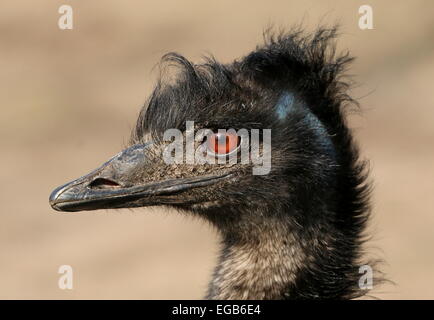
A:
<box><xmin>274</xmin><ymin>91</ymin><xmax>336</xmax><ymax>159</ymax></box>
<box><xmin>275</xmin><ymin>91</ymin><xmax>296</xmax><ymax>120</ymax></box>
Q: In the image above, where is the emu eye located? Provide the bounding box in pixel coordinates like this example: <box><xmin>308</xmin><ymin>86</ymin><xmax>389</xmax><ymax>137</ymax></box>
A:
<box><xmin>207</xmin><ymin>132</ymin><xmax>240</xmax><ymax>155</ymax></box>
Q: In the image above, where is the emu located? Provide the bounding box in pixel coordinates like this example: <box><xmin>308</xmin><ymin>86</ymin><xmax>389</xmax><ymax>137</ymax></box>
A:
<box><xmin>49</xmin><ymin>27</ymin><xmax>376</xmax><ymax>299</ymax></box>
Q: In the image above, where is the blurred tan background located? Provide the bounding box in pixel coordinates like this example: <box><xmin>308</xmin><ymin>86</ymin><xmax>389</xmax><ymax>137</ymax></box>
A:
<box><xmin>1</xmin><ymin>0</ymin><xmax>433</xmax><ymax>299</ymax></box>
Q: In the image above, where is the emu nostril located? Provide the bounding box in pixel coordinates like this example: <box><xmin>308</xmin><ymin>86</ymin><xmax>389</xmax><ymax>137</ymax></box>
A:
<box><xmin>88</xmin><ymin>178</ymin><xmax>121</xmax><ymax>189</ymax></box>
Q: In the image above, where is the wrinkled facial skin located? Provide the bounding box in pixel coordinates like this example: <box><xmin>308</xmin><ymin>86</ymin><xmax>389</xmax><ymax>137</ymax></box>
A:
<box><xmin>48</xmin><ymin>116</ymin><xmax>265</xmax><ymax>213</ymax></box>
<box><xmin>49</xmin><ymin>139</ymin><xmax>245</xmax><ymax>212</ymax></box>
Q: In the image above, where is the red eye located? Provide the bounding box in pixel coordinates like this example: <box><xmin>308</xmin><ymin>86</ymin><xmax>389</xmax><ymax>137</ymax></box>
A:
<box><xmin>207</xmin><ymin>132</ymin><xmax>240</xmax><ymax>155</ymax></box>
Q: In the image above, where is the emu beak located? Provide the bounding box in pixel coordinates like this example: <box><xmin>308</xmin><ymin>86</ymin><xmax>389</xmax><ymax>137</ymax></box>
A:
<box><xmin>49</xmin><ymin>143</ymin><xmax>230</xmax><ymax>212</ymax></box>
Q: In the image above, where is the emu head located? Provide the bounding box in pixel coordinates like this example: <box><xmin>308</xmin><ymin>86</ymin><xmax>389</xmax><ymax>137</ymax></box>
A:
<box><xmin>50</xmin><ymin>28</ymin><xmax>366</xmax><ymax>238</ymax></box>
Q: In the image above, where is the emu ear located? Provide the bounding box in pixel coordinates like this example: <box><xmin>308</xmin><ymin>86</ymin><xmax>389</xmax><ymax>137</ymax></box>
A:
<box><xmin>274</xmin><ymin>91</ymin><xmax>296</xmax><ymax>120</ymax></box>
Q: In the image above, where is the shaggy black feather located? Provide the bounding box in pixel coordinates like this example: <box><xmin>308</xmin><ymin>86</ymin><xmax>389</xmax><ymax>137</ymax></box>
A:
<box><xmin>129</xmin><ymin>26</ymin><xmax>378</xmax><ymax>299</ymax></box>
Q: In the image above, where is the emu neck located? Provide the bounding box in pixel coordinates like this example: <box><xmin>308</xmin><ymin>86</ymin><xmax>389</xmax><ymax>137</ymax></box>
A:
<box><xmin>206</xmin><ymin>214</ymin><xmax>305</xmax><ymax>300</ymax></box>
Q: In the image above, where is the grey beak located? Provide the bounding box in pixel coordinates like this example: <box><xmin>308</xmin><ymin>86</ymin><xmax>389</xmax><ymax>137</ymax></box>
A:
<box><xmin>49</xmin><ymin>143</ymin><xmax>150</xmax><ymax>212</ymax></box>
<box><xmin>49</xmin><ymin>142</ymin><xmax>232</xmax><ymax>212</ymax></box>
